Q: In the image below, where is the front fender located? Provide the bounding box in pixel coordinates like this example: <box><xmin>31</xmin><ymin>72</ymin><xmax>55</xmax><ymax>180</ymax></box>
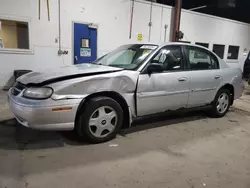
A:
<box><xmin>50</xmin><ymin>70</ymin><xmax>139</xmax><ymax>96</ymax></box>
<box><xmin>49</xmin><ymin>70</ymin><xmax>140</xmax><ymax>123</ymax></box>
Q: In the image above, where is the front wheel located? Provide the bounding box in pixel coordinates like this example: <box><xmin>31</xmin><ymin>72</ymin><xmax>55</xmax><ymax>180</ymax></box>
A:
<box><xmin>76</xmin><ymin>96</ymin><xmax>124</xmax><ymax>143</ymax></box>
<box><xmin>211</xmin><ymin>89</ymin><xmax>231</xmax><ymax>117</ymax></box>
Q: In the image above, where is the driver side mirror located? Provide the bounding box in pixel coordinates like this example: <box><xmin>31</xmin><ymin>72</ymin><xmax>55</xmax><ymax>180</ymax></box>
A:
<box><xmin>147</xmin><ymin>63</ymin><xmax>163</xmax><ymax>74</ymax></box>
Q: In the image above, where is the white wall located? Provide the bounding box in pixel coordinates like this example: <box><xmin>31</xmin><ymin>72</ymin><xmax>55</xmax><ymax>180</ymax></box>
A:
<box><xmin>0</xmin><ymin>0</ymin><xmax>249</xmax><ymax>88</ymax></box>
<box><xmin>180</xmin><ymin>9</ymin><xmax>250</xmax><ymax>70</ymax></box>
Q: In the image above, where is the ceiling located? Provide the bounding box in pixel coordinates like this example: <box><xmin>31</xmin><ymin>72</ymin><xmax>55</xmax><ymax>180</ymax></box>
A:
<box><xmin>154</xmin><ymin>0</ymin><xmax>250</xmax><ymax>24</ymax></box>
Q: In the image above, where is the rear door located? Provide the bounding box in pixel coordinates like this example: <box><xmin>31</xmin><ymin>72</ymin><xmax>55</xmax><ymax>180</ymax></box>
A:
<box><xmin>184</xmin><ymin>46</ymin><xmax>222</xmax><ymax>107</ymax></box>
<box><xmin>136</xmin><ymin>45</ymin><xmax>191</xmax><ymax>116</ymax></box>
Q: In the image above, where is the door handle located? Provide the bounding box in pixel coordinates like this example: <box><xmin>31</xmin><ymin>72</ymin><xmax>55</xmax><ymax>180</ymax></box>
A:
<box><xmin>75</xmin><ymin>56</ymin><xmax>78</xmax><ymax>61</ymax></box>
<box><xmin>178</xmin><ymin>77</ymin><xmax>187</xmax><ymax>82</ymax></box>
<box><xmin>215</xmin><ymin>75</ymin><xmax>221</xmax><ymax>79</ymax></box>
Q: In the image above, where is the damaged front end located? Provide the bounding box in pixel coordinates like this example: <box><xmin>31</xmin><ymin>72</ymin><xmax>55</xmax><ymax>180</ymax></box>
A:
<box><xmin>48</xmin><ymin>70</ymin><xmax>140</xmax><ymax>119</ymax></box>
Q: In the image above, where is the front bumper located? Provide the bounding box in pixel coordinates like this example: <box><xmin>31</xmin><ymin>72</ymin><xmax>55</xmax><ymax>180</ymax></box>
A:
<box><xmin>8</xmin><ymin>89</ymin><xmax>82</xmax><ymax>131</ymax></box>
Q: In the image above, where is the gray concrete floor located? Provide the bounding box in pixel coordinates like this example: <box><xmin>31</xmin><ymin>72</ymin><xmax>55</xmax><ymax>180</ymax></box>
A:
<box><xmin>0</xmin><ymin>91</ymin><xmax>250</xmax><ymax>188</ymax></box>
<box><xmin>233</xmin><ymin>84</ymin><xmax>250</xmax><ymax>114</ymax></box>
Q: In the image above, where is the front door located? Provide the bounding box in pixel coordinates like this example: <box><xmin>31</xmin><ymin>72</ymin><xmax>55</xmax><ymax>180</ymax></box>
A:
<box><xmin>136</xmin><ymin>45</ymin><xmax>191</xmax><ymax>116</ymax></box>
<box><xmin>74</xmin><ymin>23</ymin><xmax>97</xmax><ymax>64</ymax></box>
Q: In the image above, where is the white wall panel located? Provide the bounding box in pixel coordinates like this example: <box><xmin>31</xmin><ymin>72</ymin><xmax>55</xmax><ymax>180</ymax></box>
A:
<box><xmin>0</xmin><ymin>0</ymin><xmax>249</xmax><ymax>88</ymax></box>
<box><xmin>0</xmin><ymin>0</ymin><xmax>31</xmax><ymax>18</ymax></box>
<box><xmin>180</xmin><ymin>10</ymin><xmax>250</xmax><ymax>47</ymax></box>
<box><xmin>60</xmin><ymin>0</ymin><xmax>132</xmax><ymax>55</ymax></box>
<box><xmin>150</xmin><ymin>5</ymin><xmax>162</xmax><ymax>43</ymax></box>
<box><xmin>132</xmin><ymin>1</ymin><xmax>150</xmax><ymax>43</ymax></box>
<box><xmin>160</xmin><ymin>7</ymin><xmax>172</xmax><ymax>42</ymax></box>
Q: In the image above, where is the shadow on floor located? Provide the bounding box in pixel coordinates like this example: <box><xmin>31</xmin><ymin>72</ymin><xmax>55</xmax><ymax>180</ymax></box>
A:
<box><xmin>2</xmin><ymin>75</ymin><xmax>15</xmax><ymax>91</ymax></box>
<box><xmin>121</xmin><ymin>111</ymin><xmax>208</xmax><ymax>135</ymax></box>
<box><xmin>244</xmin><ymin>91</ymin><xmax>250</xmax><ymax>95</ymax></box>
<box><xmin>0</xmin><ymin>118</ymin><xmax>64</xmax><ymax>150</ymax></box>
<box><xmin>0</xmin><ymin>111</ymin><xmax>208</xmax><ymax>151</ymax></box>
<box><xmin>0</xmin><ymin>110</ymin><xmax>243</xmax><ymax>177</ymax></box>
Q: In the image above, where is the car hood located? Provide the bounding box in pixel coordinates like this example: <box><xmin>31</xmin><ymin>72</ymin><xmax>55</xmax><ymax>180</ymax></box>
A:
<box><xmin>17</xmin><ymin>63</ymin><xmax>123</xmax><ymax>85</ymax></box>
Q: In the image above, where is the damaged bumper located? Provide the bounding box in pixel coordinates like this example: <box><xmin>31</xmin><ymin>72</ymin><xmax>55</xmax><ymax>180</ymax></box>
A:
<box><xmin>8</xmin><ymin>88</ymin><xmax>82</xmax><ymax>131</ymax></box>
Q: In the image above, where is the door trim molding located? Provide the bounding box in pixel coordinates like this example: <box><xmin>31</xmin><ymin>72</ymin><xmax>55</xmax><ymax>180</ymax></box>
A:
<box><xmin>138</xmin><ymin>90</ymin><xmax>190</xmax><ymax>98</ymax></box>
<box><xmin>191</xmin><ymin>87</ymin><xmax>217</xmax><ymax>92</ymax></box>
<box><xmin>72</xmin><ymin>21</ymin><xmax>99</xmax><ymax>65</ymax></box>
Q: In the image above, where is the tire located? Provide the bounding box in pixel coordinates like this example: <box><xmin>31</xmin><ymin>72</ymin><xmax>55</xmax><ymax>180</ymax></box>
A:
<box><xmin>76</xmin><ymin>96</ymin><xmax>123</xmax><ymax>143</ymax></box>
<box><xmin>211</xmin><ymin>89</ymin><xmax>231</xmax><ymax>118</ymax></box>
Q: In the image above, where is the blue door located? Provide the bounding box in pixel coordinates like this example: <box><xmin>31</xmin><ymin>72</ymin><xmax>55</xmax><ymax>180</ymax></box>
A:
<box><xmin>74</xmin><ymin>23</ymin><xmax>97</xmax><ymax>64</ymax></box>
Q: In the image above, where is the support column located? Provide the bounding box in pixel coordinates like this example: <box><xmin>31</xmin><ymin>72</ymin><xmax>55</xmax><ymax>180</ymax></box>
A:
<box><xmin>171</xmin><ymin>0</ymin><xmax>182</xmax><ymax>42</ymax></box>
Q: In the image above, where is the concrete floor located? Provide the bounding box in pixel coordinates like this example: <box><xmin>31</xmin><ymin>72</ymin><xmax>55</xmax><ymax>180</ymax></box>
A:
<box><xmin>0</xmin><ymin>91</ymin><xmax>250</xmax><ymax>188</ymax></box>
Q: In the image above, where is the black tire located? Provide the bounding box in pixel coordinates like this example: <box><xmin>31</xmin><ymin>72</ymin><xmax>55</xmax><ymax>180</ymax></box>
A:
<box><xmin>76</xmin><ymin>96</ymin><xmax>123</xmax><ymax>144</ymax></box>
<box><xmin>211</xmin><ymin>89</ymin><xmax>231</xmax><ymax>118</ymax></box>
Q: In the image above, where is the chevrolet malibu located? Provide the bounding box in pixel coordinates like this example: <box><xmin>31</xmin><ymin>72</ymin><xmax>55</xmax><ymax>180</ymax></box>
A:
<box><xmin>9</xmin><ymin>43</ymin><xmax>244</xmax><ymax>143</ymax></box>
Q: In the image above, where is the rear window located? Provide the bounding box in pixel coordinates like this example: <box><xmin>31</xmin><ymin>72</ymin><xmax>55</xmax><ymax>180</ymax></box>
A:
<box><xmin>186</xmin><ymin>46</ymin><xmax>219</xmax><ymax>70</ymax></box>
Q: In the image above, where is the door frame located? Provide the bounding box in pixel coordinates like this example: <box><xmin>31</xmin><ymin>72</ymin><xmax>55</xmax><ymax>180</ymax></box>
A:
<box><xmin>72</xmin><ymin>21</ymin><xmax>99</xmax><ymax>65</ymax></box>
<box><xmin>136</xmin><ymin>44</ymin><xmax>190</xmax><ymax>116</ymax></box>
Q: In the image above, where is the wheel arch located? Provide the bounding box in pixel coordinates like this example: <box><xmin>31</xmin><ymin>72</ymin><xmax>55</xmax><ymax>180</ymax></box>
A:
<box><xmin>75</xmin><ymin>91</ymin><xmax>130</xmax><ymax>129</ymax></box>
<box><xmin>218</xmin><ymin>83</ymin><xmax>234</xmax><ymax>105</ymax></box>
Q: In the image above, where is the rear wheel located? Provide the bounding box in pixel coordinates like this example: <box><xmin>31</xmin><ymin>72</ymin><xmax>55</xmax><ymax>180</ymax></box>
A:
<box><xmin>211</xmin><ymin>89</ymin><xmax>231</xmax><ymax>117</ymax></box>
<box><xmin>76</xmin><ymin>96</ymin><xmax>123</xmax><ymax>143</ymax></box>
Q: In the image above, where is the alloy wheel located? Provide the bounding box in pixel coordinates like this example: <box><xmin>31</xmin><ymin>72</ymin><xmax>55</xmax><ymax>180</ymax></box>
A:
<box><xmin>216</xmin><ymin>93</ymin><xmax>229</xmax><ymax>114</ymax></box>
<box><xmin>88</xmin><ymin>106</ymin><xmax>118</xmax><ymax>138</ymax></box>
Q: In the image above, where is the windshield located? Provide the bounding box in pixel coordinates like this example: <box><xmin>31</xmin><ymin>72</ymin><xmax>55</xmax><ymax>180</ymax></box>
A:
<box><xmin>93</xmin><ymin>44</ymin><xmax>158</xmax><ymax>70</ymax></box>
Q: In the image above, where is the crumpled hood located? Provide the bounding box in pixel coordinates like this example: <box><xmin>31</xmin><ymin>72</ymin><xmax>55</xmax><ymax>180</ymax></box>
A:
<box><xmin>17</xmin><ymin>63</ymin><xmax>123</xmax><ymax>85</ymax></box>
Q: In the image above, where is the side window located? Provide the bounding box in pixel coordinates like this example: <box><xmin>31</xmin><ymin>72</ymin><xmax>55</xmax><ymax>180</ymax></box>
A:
<box><xmin>151</xmin><ymin>46</ymin><xmax>183</xmax><ymax>71</ymax></box>
<box><xmin>186</xmin><ymin>46</ymin><xmax>218</xmax><ymax>70</ymax></box>
<box><xmin>210</xmin><ymin>53</ymin><xmax>219</xmax><ymax>69</ymax></box>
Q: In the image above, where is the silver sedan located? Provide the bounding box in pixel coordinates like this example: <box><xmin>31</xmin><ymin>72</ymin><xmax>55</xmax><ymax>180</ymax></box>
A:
<box><xmin>8</xmin><ymin>43</ymin><xmax>244</xmax><ymax>143</ymax></box>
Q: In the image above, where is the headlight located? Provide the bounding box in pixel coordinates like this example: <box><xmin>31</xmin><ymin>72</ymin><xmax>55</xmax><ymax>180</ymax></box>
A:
<box><xmin>23</xmin><ymin>87</ymin><xmax>53</xmax><ymax>99</ymax></box>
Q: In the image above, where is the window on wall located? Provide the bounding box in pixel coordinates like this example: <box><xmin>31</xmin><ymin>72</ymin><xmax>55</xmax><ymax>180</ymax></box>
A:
<box><xmin>81</xmin><ymin>39</ymin><xmax>90</xmax><ymax>48</ymax></box>
<box><xmin>195</xmin><ymin>42</ymin><xmax>209</xmax><ymax>48</ymax></box>
<box><xmin>0</xmin><ymin>19</ymin><xmax>29</xmax><ymax>50</ymax></box>
<box><xmin>213</xmin><ymin>44</ymin><xmax>225</xmax><ymax>59</ymax></box>
<box><xmin>227</xmin><ymin>45</ymin><xmax>239</xmax><ymax>60</ymax></box>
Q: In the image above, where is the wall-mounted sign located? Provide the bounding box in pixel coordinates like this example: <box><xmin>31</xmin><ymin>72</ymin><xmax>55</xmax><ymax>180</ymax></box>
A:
<box><xmin>0</xmin><ymin>38</ymin><xmax>4</xmax><ymax>48</ymax></box>
<box><xmin>137</xmin><ymin>33</ymin><xmax>143</xmax><ymax>41</ymax></box>
<box><xmin>80</xmin><ymin>48</ymin><xmax>91</xmax><ymax>57</ymax></box>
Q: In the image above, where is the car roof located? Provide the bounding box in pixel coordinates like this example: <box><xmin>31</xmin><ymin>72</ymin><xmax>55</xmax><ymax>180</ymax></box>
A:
<box><xmin>159</xmin><ymin>42</ymin><xmax>209</xmax><ymax>50</ymax></box>
<box><xmin>127</xmin><ymin>42</ymin><xmax>222</xmax><ymax>60</ymax></box>
<box><xmin>130</xmin><ymin>42</ymin><xmax>209</xmax><ymax>51</ymax></box>
<box><xmin>146</xmin><ymin>42</ymin><xmax>221</xmax><ymax>58</ymax></box>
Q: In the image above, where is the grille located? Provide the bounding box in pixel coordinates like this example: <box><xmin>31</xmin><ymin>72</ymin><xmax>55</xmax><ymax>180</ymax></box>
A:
<box><xmin>12</xmin><ymin>82</ymin><xmax>26</xmax><ymax>96</ymax></box>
